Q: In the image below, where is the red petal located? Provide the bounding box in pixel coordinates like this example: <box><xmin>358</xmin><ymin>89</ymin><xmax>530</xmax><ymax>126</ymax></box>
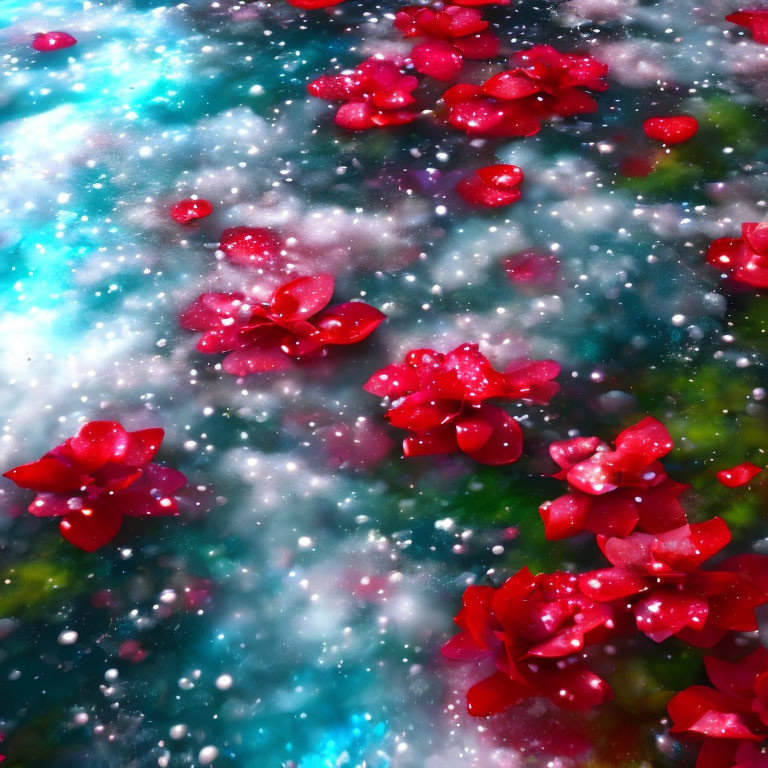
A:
<box><xmin>179</xmin><ymin>292</ymin><xmax>246</xmax><ymax>332</ymax></box>
<box><xmin>579</xmin><ymin>567</ymin><xmax>648</xmax><ymax>602</ymax></box>
<box><xmin>170</xmin><ymin>198</ymin><xmax>213</xmax><ymax>225</ymax></box>
<box><xmin>585</xmin><ymin>492</ymin><xmax>640</xmax><ymax>538</ymax></box>
<box><xmin>219</xmin><ymin>227</ymin><xmax>283</xmax><ymax>269</ymax></box>
<box><xmin>466</xmin><ymin>672</ymin><xmax>528</xmax><ymax>716</ymax></box>
<box><xmin>287</xmin><ymin>0</ymin><xmax>344</xmax><ymax>7</ymax></box>
<box><xmin>633</xmin><ymin>588</ymin><xmax>708</xmax><ymax>641</ymax></box>
<box><xmin>270</xmin><ymin>275</ymin><xmax>335</xmax><ymax>322</ymax></box>
<box><xmin>549</xmin><ymin>436</ymin><xmax>604</xmax><ymax>471</ymax></box>
<box><xmin>481</xmin><ymin>71</ymin><xmax>541</xmax><ymax>100</ymax></box>
<box><xmin>69</xmin><ymin>421</ymin><xmax>130</xmax><ymax>472</ymax></box>
<box><xmin>335</xmin><ymin>101</ymin><xmax>376</xmax><ymax>130</ymax></box>
<box><xmin>668</xmin><ymin>686</ymin><xmax>762</xmax><ymax>740</ymax></box>
<box><xmin>411</xmin><ymin>41</ymin><xmax>464</xmax><ymax>82</ymax></box>
<box><xmin>613</xmin><ymin>416</ymin><xmax>674</xmax><ymax>462</ymax></box>
<box><xmin>441</xmin><ymin>631</ymin><xmax>489</xmax><ymax>661</ymax></box>
<box><xmin>456</xmin><ymin>177</ymin><xmax>522</xmax><ymax>207</ymax></box>
<box><xmin>313</xmin><ymin>301</ymin><xmax>386</xmax><ymax>344</ymax></box>
<box><xmin>539</xmin><ymin>494</ymin><xmax>591</xmax><ymax>540</ymax></box>
<box><xmin>643</xmin><ymin>116</ymin><xmax>699</xmax><ymax>145</ymax></box>
<box><xmin>4</xmin><ymin>457</ymin><xmax>87</xmax><ymax>492</ymax></box>
<box><xmin>716</xmin><ymin>462</ymin><xmax>763</xmax><ymax>488</ymax></box>
<box><xmin>727</xmin><ymin>11</ymin><xmax>768</xmax><ymax>43</ymax></box>
<box><xmin>59</xmin><ymin>506</ymin><xmax>124</xmax><ymax>552</ymax></box>
<box><xmin>704</xmin><ymin>648</ymin><xmax>768</xmax><ymax>699</ymax></box>
<box><xmin>452</xmin><ymin>31</ymin><xmax>499</xmax><ymax>60</ymax></box>
<box><xmin>387</xmin><ymin>391</ymin><xmax>459</xmax><ymax>431</ymax></box>
<box><xmin>651</xmin><ymin>517</ymin><xmax>731</xmax><ymax>572</ymax></box>
<box><xmin>459</xmin><ymin>404</ymin><xmax>522</xmax><ymax>465</ymax></box>
<box><xmin>536</xmin><ymin>664</ymin><xmax>612</xmax><ymax>710</ymax></box>
<box><xmin>124</xmin><ymin>428</ymin><xmax>165</xmax><ymax>466</ymax></box>
<box><xmin>363</xmin><ymin>363</ymin><xmax>420</xmax><ymax>398</ymax></box>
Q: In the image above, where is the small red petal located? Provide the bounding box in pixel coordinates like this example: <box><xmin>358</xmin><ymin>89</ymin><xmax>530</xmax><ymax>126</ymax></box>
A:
<box><xmin>716</xmin><ymin>462</ymin><xmax>762</xmax><ymax>488</ymax></box>
<box><xmin>313</xmin><ymin>301</ymin><xmax>386</xmax><ymax>345</ymax></box>
<box><xmin>4</xmin><ymin>457</ymin><xmax>87</xmax><ymax>493</ymax></box>
<box><xmin>59</xmin><ymin>506</ymin><xmax>124</xmax><ymax>552</ymax></box>
<box><xmin>170</xmin><ymin>198</ymin><xmax>213</xmax><ymax>224</ymax></box>
<box><xmin>32</xmin><ymin>32</ymin><xmax>77</xmax><ymax>52</ymax></box>
<box><xmin>411</xmin><ymin>41</ymin><xmax>464</xmax><ymax>82</ymax></box>
<box><xmin>643</xmin><ymin>116</ymin><xmax>699</xmax><ymax>145</ymax></box>
<box><xmin>270</xmin><ymin>274</ymin><xmax>335</xmax><ymax>322</ymax></box>
<box><xmin>481</xmin><ymin>71</ymin><xmax>541</xmax><ymax>100</ymax></box>
<box><xmin>69</xmin><ymin>421</ymin><xmax>130</xmax><ymax>472</ymax></box>
<box><xmin>219</xmin><ymin>227</ymin><xmax>283</xmax><ymax>269</ymax></box>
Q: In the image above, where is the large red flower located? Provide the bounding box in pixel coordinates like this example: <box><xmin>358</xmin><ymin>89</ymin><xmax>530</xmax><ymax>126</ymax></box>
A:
<box><xmin>707</xmin><ymin>223</ymin><xmax>768</xmax><ymax>289</ymax></box>
<box><xmin>668</xmin><ymin>647</ymin><xmax>768</xmax><ymax>768</ymax></box>
<box><xmin>363</xmin><ymin>344</ymin><xmax>559</xmax><ymax>465</ymax></box>
<box><xmin>579</xmin><ymin>518</ymin><xmax>768</xmax><ymax>645</ymax></box>
<box><xmin>180</xmin><ymin>274</ymin><xmax>386</xmax><ymax>376</ymax></box>
<box><xmin>3</xmin><ymin>422</ymin><xmax>187</xmax><ymax>551</ymax></box>
<box><xmin>539</xmin><ymin>417</ymin><xmax>688</xmax><ymax>540</ymax></box>
<box><xmin>394</xmin><ymin>5</ymin><xmax>499</xmax><ymax>81</ymax></box>
<box><xmin>308</xmin><ymin>56</ymin><xmax>420</xmax><ymax>130</ymax></box>
<box><xmin>442</xmin><ymin>567</ymin><xmax>614</xmax><ymax>715</ymax></box>
<box><xmin>444</xmin><ymin>44</ymin><xmax>608</xmax><ymax>137</ymax></box>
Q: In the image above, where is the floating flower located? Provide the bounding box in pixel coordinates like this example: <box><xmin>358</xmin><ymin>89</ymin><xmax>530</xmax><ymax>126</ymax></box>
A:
<box><xmin>32</xmin><ymin>31</ymin><xmax>77</xmax><ymax>52</ymax></box>
<box><xmin>539</xmin><ymin>417</ymin><xmax>688</xmax><ymax>540</ymax></box>
<box><xmin>456</xmin><ymin>164</ymin><xmax>524</xmax><ymax>207</ymax></box>
<box><xmin>707</xmin><ymin>223</ymin><xmax>768</xmax><ymax>289</ymax></box>
<box><xmin>170</xmin><ymin>198</ymin><xmax>213</xmax><ymax>225</ymax></box>
<box><xmin>445</xmin><ymin>44</ymin><xmax>608</xmax><ymax>137</ymax></box>
<box><xmin>643</xmin><ymin>116</ymin><xmax>699</xmax><ymax>145</ymax></box>
<box><xmin>180</xmin><ymin>274</ymin><xmax>386</xmax><ymax>376</ymax></box>
<box><xmin>442</xmin><ymin>567</ymin><xmax>614</xmax><ymax>715</ymax></box>
<box><xmin>219</xmin><ymin>226</ymin><xmax>285</xmax><ymax>271</ymax></box>
<box><xmin>3</xmin><ymin>422</ymin><xmax>187</xmax><ymax>551</ymax></box>
<box><xmin>394</xmin><ymin>5</ymin><xmax>499</xmax><ymax>81</ymax></box>
<box><xmin>668</xmin><ymin>647</ymin><xmax>768</xmax><ymax>768</ymax></box>
<box><xmin>579</xmin><ymin>518</ymin><xmax>768</xmax><ymax>645</ymax></box>
<box><xmin>308</xmin><ymin>57</ymin><xmax>419</xmax><ymax>130</ymax></box>
<box><xmin>726</xmin><ymin>10</ymin><xmax>768</xmax><ymax>43</ymax></box>
<box><xmin>364</xmin><ymin>344</ymin><xmax>559</xmax><ymax>465</ymax></box>
<box><xmin>716</xmin><ymin>462</ymin><xmax>763</xmax><ymax>488</ymax></box>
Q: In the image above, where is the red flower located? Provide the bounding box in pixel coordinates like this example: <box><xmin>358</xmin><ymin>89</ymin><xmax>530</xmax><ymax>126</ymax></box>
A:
<box><xmin>707</xmin><ymin>223</ymin><xmax>768</xmax><ymax>289</ymax></box>
<box><xmin>180</xmin><ymin>274</ymin><xmax>386</xmax><ymax>376</ymax></box>
<box><xmin>456</xmin><ymin>164</ymin><xmax>524</xmax><ymax>207</ymax></box>
<box><xmin>579</xmin><ymin>518</ymin><xmax>768</xmax><ymax>645</ymax></box>
<box><xmin>539</xmin><ymin>417</ymin><xmax>688</xmax><ymax>540</ymax></box>
<box><xmin>717</xmin><ymin>462</ymin><xmax>763</xmax><ymax>488</ymax></box>
<box><xmin>444</xmin><ymin>44</ymin><xmax>608</xmax><ymax>137</ymax></box>
<box><xmin>643</xmin><ymin>116</ymin><xmax>699</xmax><ymax>145</ymax></box>
<box><xmin>3</xmin><ymin>422</ymin><xmax>187</xmax><ymax>551</ymax></box>
<box><xmin>394</xmin><ymin>5</ymin><xmax>499</xmax><ymax>81</ymax></box>
<box><xmin>442</xmin><ymin>567</ymin><xmax>614</xmax><ymax>715</ymax></box>
<box><xmin>219</xmin><ymin>226</ymin><xmax>285</xmax><ymax>271</ymax></box>
<box><xmin>668</xmin><ymin>647</ymin><xmax>768</xmax><ymax>768</ymax></box>
<box><xmin>308</xmin><ymin>57</ymin><xmax>419</xmax><ymax>130</ymax></box>
<box><xmin>32</xmin><ymin>32</ymin><xmax>77</xmax><ymax>52</ymax></box>
<box><xmin>170</xmin><ymin>198</ymin><xmax>213</xmax><ymax>225</ymax></box>
<box><xmin>726</xmin><ymin>10</ymin><xmax>768</xmax><ymax>44</ymax></box>
<box><xmin>363</xmin><ymin>344</ymin><xmax>559</xmax><ymax>465</ymax></box>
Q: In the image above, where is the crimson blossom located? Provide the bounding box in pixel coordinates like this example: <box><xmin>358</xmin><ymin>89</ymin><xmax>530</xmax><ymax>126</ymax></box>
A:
<box><xmin>32</xmin><ymin>32</ymin><xmax>77</xmax><ymax>51</ymax></box>
<box><xmin>444</xmin><ymin>44</ymin><xmax>608</xmax><ymax>138</ymax></box>
<box><xmin>180</xmin><ymin>274</ymin><xmax>386</xmax><ymax>376</ymax></box>
<box><xmin>394</xmin><ymin>5</ymin><xmax>499</xmax><ymax>82</ymax></box>
<box><xmin>707</xmin><ymin>223</ymin><xmax>768</xmax><ymax>289</ymax></box>
<box><xmin>287</xmin><ymin>0</ymin><xmax>344</xmax><ymax>8</ymax></box>
<box><xmin>441</xmin><ymin>567</ymin><xmax>614</xmax><ymax>716</ymax></box>
<box><xmin>307</xmin><ymin>56</ymin><xmax>419</xmax><ymax>130</ymax></box>
<box><xmin>539</xmin><ymin>417</ymin><xmax>688</xmax><ymax>541</ymax></box>
<box><xmin>579</xmin><ymin>518</ymin><xmax>768</xmax><ymax>646</ymax></box>
<box><xmin>363</xmin><ymin>344</ymin><xmax>559</xmax><ymax>465</ymax></box>
<box><xmin>3</xmin><ymin>422</ymin><xmax>187</xmax><ymax>551</ymax></box>
<box><xmin>668</xmin><ymin>647</ymin><xmax>768</xmax><ymax>768</ymax></box>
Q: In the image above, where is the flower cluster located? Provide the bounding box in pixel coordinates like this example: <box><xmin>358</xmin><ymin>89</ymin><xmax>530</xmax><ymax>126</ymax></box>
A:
<box><xmin>3</xmin><ymin>422</ymin><xmax>187</xmax><ymax>551</ymax></box>
<box><xmin>307</xmin><ymin>57</ymin><xmax>420</xmax><ymax>130</ymax></box>
<box><xmin>707</xmin><ymin>222</ymin><xmax>768</xmax><ymax>289</ymax></box>
<box><xmin>539</xmin><ymin>417</ymin><xmax>688</xmax><ymax>540</ymax></box>
<box><xmin>181</xmin><ymin>274</ymin><xmax>386</xmax><ymax>376</ymax></box>
<box><xmin>394</xmin><ymin>4</ymin><xmax>499</xmax><ymax>82</ymax></box>
<box><xmin>444</xmin><ymin>45</ymin><xmax>608</xmax><ymax>138</ymax></box>
<box><xmin>444</xmin><ymin>416</ymin><xmax>768</xmax><ymax>726</ymax></box>
<box><xmin>364</xmin><ymin>344</ymin><xmax>559</xmax><ymax>465</ymax></box>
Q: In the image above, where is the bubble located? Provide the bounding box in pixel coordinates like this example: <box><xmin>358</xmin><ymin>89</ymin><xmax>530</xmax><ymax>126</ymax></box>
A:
<box><xmin>58</xmin><ymin>630</ymin><xmax>78</xmax><ymax>645</ymax></box>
